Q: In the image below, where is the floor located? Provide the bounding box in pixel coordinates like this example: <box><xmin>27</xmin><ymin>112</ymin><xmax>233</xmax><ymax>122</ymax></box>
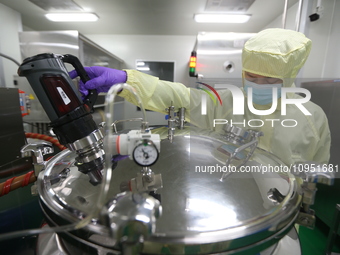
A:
<box><xmin>299</xmin><ymin>217</ymin><xmax>340</xmax><ymax>255</ymax></box>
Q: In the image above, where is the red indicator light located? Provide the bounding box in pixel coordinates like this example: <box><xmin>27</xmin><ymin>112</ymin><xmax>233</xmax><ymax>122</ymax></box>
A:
<box><xmin>189</xmin><ymin>51</ymin><xmax>197</xmax><ymax>77</ymax></box>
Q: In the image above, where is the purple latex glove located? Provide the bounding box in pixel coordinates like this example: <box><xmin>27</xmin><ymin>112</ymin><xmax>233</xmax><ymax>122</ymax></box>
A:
<box><xmin>112</xmin><ymin>154</ymin><xmax>129</xmax><ymax>162</ymax></box>
<box><xmin>69</xmin><ymin>66</ymin><xmax>127</xmax><ymax>97</ymax></box>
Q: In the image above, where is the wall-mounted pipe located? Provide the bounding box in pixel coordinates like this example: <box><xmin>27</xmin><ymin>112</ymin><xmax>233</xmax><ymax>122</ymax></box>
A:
<box><xmin>282</xmin><ymin>0</ymin><xmax>289</xmax><ymax>29</ymax></box>
<box><xmin>295</xmin><ymin>0</ymin><xmax>304</xmax><ymax>31</ymax></box>
<box><xmin>0</xmin><ymin>52</ymin><xmax>20</xmax><ymax>66</ymax></box>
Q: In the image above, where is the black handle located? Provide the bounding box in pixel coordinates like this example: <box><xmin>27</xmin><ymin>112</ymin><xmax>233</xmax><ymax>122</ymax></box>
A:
<box><xmin>62</xmin><ymin>54</ymin><xmax>98</xmax><ymax>110</ymax></box>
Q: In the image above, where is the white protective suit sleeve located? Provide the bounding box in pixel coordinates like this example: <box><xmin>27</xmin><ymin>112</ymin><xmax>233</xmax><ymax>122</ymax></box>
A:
<box><xmin>119</xmin><ymin>69</ymin><xmax>331</xmax><ymax>166</ymax></box>
<box><xmin>119</xmin><ymin>69</ymin><xmax>225</xmax><ymax>129</ymax></box>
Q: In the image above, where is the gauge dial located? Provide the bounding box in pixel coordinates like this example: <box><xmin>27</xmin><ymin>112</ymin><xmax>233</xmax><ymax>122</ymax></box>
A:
<box><xmin>133</xmin><ymin>140</ymin><xmax>159</xmax><ymax>166</ymax></box>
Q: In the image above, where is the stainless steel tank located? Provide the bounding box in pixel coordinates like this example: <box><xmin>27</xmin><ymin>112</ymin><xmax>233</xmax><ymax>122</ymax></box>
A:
<box><xmin>36</xmin><ymin>126</ymin><xmax>305</xmax><ymax>255</ymax></box>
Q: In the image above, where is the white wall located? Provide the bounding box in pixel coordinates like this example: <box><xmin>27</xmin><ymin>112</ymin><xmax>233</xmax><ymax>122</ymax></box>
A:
<box><xmin>0</xmin><ymin>3</ymin><xmax>22</xmax><ymax>88</ymax></box>
<box><xmin>84</xmin><ymin>34</ymin><xmax>196</xmax><ymax>85</ymax></box>
<box><xmin>263</xmin><ymin>3</ymin><xmax>299</xmax><ymax>31</ymax></box>
<box><xmin>308</xmin><ymin>0</ymin><xmax>340</xmax><ymax>79</ymax></box>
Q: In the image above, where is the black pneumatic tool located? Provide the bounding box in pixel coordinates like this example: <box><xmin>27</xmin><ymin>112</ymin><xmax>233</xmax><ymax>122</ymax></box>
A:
<box><xmin>18</xmin><ymin>53</ymin><xmax>105</xmax><ymax>185</ymax></box>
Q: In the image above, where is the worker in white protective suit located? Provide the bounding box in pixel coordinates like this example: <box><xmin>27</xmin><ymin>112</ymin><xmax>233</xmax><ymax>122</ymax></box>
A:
<box><xmin>69</xmin><ymin>28</ymin><xmax>331</xmax><ymax>166</ymax></box>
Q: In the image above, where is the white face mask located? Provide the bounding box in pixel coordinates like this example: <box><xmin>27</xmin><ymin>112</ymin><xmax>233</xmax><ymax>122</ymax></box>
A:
<box><xmin>244</xmin><ymin>80</ymin><xmax>283</xmax><ymax>105</ymax></box>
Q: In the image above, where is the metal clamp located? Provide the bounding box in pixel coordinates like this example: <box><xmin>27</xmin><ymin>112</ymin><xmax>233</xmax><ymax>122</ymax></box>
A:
<box><xmin>292</xmin><ymin>162</ymin><xmax>335</xmax><ymax>228</ymax></box>
<box><xmin>21</xmin><ymin>141</ymin><xmax>54</xmax><ymax>176</ymax></box>
<box><xmin>295</xmin><ymin>210</ymin><xmax>316</xmax><ymax>229</ymax></box>
<box><xmin>220</xmin><ymin>126</ymin><xmax>263</xmax><ymax>181</ymax></box>
<box><xmin>292</xmin><ymin>163</ymin><xmax>334</xmax><ymax>186</ymax></box>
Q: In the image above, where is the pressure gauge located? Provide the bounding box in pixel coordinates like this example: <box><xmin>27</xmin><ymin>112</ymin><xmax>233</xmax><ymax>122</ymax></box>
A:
<box><xmin>133</xmin><ymin>139</ymin><xmax>159</xmax><ymax>167</ymax></box>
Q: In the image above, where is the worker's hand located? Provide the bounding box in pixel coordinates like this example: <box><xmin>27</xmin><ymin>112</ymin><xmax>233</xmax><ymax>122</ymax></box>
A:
<box><xmin>112</xmin><ymin>154</ymin><xmax>129</xmax><ymax>162</ymax></box>
<box><xmin>69</xmin><ymin>66</ymin><xmax>127</xmax><ymax>97</ymax></box>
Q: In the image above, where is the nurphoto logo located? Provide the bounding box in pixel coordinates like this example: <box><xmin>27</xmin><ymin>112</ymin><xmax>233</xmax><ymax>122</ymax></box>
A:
<box><xmin>199</xmin><ymin>84</ymin><xmax>312</xmax><ymax>128</ymax></box>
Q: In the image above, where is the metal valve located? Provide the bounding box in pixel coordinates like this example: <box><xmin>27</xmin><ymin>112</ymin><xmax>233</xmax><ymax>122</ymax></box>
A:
<box><xmin>129</xmin><ymin>167</ymin><xmax>163</xmax><ymax>193</ymax></box>
<box><xmin>165</xmin><ymin>102</ymin><xmax>186</xmax><ymax>143</ymax></box>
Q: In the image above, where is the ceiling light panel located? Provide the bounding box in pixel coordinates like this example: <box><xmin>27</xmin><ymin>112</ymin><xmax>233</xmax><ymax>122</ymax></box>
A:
<box><xmin>45</xmin><ymin>13</ymin><xmax>99</xmax><ymax>22</ymax></box>
<box><xmin>29</xmin><ymin>0</ymin><xmax>83</xmax><ymax>11</ymax></box>
<box><xmin>194</xmin><ymin>14</ymin><xmax>251</xmax><ymax>23</ymax></box>
<box><xmin>204</xmin><ymin>0</ymin><xmax>255</xmax><ymax>13</ymax></box>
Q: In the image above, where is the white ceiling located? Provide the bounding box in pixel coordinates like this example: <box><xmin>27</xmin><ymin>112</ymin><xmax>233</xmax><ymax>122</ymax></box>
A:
<box><xmin>0</xmin><ymin>0</ymin><xmax>298</xmax><ymax>35</ymax></box>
